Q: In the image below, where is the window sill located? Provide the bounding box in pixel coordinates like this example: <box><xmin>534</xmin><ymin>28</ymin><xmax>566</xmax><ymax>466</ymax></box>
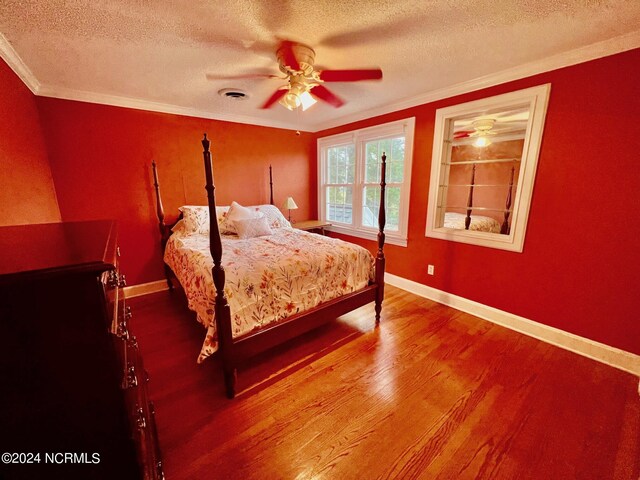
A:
<box><xmin>326</xmin><ymin>224</ymin><xmax>407</xmax><ymax>247</ymax></box>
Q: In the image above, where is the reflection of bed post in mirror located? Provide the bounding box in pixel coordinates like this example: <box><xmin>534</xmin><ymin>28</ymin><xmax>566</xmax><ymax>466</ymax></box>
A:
<box><xmin>464</xmin><ymin>164</ymin><xmax>476</xmax><ymax>230</ymax></box>
<box><xmin>501</xmin><ymin>166</ymin><xmax>515</xmax><ymax>235</ymax></box>
<box><xmin>426</xmin><ymin>84</ymin><xmax>550</xmax><ymax>252</ymax></box>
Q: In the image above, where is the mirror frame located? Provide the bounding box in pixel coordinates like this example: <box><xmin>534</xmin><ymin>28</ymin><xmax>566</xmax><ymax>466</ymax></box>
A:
<box><xmin>425</xmin><ymin>84</ymin><xmax>551</xmax><ymax>252</ymax></box>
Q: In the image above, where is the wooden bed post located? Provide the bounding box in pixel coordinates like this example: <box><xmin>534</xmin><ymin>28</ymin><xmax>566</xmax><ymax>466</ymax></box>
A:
<box><xmin>375</xmin><ymin>153</ymin><xmax>387</xmax><ymax>325</ymax></box>
<box><xmin>465</xmin><ymin>164</ymin><xmax>476</xmax><ymax>230</ymax></box>
<box><xmin>269</xmin><ymin>165</ymin><xmax>274</xmax><ymax>205</ymax></box>
<box><xmin>151</xmin><ymin>160</ymin><xmax>174</xmax><ymax>290</ymax></box>
<box><xmin>500</xmin><ymin>166</ymin><xmax>515</xmax><ymax>235</ymax></box>
<box><xmin>201</xmin><ymin>134</ymin><xmax>237</xmax><ymax>398</ymax></box>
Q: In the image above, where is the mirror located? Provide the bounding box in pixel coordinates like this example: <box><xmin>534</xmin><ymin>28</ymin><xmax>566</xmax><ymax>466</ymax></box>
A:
<box><xmin>425</xmin><ymin>84</ymin><xmax>551</xmax><ymax>252</ymax></box>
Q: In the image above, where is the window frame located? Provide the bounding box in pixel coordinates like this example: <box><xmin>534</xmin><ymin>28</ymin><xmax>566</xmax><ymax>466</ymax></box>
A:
<box><xmin>318</xmin><ymin>117</ymin><xmax>415</xmax><ymax>247</ymax></box>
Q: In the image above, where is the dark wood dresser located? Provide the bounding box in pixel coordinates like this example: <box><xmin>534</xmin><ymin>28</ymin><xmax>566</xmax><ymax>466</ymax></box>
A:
<box><xmin>0</xmin><ymin>220</ymin><xmax>163</xmax><ymax>480</ymax></box>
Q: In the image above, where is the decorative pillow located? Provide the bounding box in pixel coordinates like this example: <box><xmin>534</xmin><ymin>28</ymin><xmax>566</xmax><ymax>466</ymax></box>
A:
<box><xmin>179</xmin><ymin>205</ymin><xmax>209</xmax><ymax>234</ymax></box>
<box><xmin>254</xmin><ymin>204</ymin><xmax>292</xmax><ymax>229</ymax></box>
<box><xmin>170</xmin><ymin>219</ymin><xmax>186</xmax><ymax>234</ymax></box>
<box><xmin>221</xmin><ymin>201</ymin><xmax>263</xmax><ymax>234</ymax></box>
<box><xmin>215</xmin><ymin>206</ymin><xmax>230</xmax><ymax>228</ymax></box>
<box><xmin>234</xmin><ymin>216</ymin><xmax>273</xmax><ymax>239</ymax></box>
<box><xmin>178</xmin><ymin>205</ymin><xmax>230</xmax><ymax>235</ymax></box>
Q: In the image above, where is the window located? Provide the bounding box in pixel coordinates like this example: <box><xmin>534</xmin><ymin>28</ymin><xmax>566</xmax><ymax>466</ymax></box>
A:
<box><xmin>425</xmin><ymin>84</ymin><xmax>550</xmax><ymax>252</ymax></box>
<box><xmin>318</xmin><ymin>118</ymin><xmax>415</xmax><ymax>247</ymax></box>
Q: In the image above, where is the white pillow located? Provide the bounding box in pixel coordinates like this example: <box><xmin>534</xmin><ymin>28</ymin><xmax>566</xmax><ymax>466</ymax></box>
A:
<box><xmin>178</xmin><ymin>205</ymin><xmax>229</xmax><ymax>235</ymax></box>
<box><xmin>222</xmin><ymin>201</ymin><xmax>263</xmax><ymax>234</ymax></box>
<box><xmin>234</xmin><ymin>216</ymin><xmax>273</xmax><ymax>239</ymax></box>
<box><xmin>254</xmin><ymin>204</ymin><xmax>292</xmax><ymax>229</ymax></box>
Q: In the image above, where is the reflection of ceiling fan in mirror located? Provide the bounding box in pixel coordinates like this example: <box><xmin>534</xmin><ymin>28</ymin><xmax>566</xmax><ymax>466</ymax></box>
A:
<box><xmin>209</xmin><ymin>40</ymin><xmax>383</xmax><ymax>111</ymax></box>
<box><xmin>453</xmin><ymin>115</ymin><xmax>528</xmax><ymax>147</ymax></box>
<box><xmin>468</xmin><ymin>119</ymin><xmax>497</xmax><ymax>147</ymax></box>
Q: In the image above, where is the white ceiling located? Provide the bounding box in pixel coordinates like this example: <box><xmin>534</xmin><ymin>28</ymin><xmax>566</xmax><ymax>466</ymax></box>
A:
<box><xmin>1</xmin><ymin>0</ymin><xmax>639</xmax><ymax>132</ymax></box>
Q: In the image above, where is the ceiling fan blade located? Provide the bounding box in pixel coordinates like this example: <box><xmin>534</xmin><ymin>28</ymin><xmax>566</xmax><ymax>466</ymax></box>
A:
<box><xmin>261</xmin><ymin>89</ymin><xmax>287</xmax><ymax>109</ymax></box>
<box><xmin>206</xmin><ymin>72</ymin><xmax>281</xmax><ymax>81</ymax></box>
<box><xmin>319</xmin><ymin>69</ymin><xmax>383</xmax><ymax>82</ymax></box>
<box><xmin>311</xmin><ymin>85</ymin><xmax>345</xmax><ymax>108</ymax></box>
<box><xmin>453</xmin><ymin>131</ymin><xmax>473</xmax><ymax>139</ymax></box>
<box><xmin>277</xmin><ymin>40</ymin><xmax>300</xmax><ymax>71</ymax></box>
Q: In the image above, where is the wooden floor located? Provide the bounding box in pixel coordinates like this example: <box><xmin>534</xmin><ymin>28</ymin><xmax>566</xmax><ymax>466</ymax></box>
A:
<box><xmin>129</xmin><ymin>286</ymin><xmax>639</xmax><ymax>480</ymax></box>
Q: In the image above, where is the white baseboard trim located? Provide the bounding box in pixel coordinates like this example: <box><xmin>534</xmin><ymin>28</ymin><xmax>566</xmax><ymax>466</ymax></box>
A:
<box><xmin>385</xmin><ymin>272</ymin><xmax>640</xmax><ymax>377</ymax></box>
<box><xmin>123</xmin><ymin>280</ymin><xmax>170</xmax><ymax>299</ymax></box>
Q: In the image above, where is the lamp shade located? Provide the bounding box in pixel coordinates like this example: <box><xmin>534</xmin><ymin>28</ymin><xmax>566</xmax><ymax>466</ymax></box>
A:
<box><xmin>282</xmin><ymin>197</ymin><xmax>298</xmax><ymax>210</ymax></box>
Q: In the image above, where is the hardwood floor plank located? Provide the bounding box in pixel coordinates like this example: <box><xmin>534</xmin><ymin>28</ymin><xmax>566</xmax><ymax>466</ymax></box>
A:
<box><xmin>128</xmin><ymin>285</ymin><xmax>640</xmax><ymax>480</ymax></box>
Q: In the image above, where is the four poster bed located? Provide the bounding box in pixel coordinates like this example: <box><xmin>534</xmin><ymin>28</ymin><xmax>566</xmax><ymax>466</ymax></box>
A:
<box><xmin>151</xmin><ymin>134</ymin><xmax>386</xmax><ymax>398</ymax></box>
<box><xmin>445</xmin><ymin>163</ymin><xmax>515</xmax><ymax>234</ymax></box>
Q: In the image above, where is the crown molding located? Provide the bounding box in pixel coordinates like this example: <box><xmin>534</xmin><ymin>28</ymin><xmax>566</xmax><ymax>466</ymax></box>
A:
<box><xmin>0</xmin><ymin>32</ymin><xmax>41</xmax><ymax>94</ymax></box>
<box><xmin>36</xmin><ymin>84</ymin><xmax>305</xmax><ymax>131</ymax></box>
<box><xmin>311</xmin><ymin>31</ymin><xmax>640</xmax><ymax>132</ymax></box>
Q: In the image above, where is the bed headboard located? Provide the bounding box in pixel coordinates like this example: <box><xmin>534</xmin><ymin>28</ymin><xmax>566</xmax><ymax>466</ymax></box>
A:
<box><xmin>151</xmin><ymin>145</ymin><xmax>277</xmax><ymax>250</ymax></box>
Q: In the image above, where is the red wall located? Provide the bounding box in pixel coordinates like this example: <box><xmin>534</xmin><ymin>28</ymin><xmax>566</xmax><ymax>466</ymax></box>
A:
<box><xmin>0</xmin><ymin>59</ymin><xmax>60</xmax><ymax>225</ymax></box>
<box><xmin>321</xmin><ymin>48</ymin><xmax>640</xmax><ymax>355</ymax></box>
<box><xmin>36</xmin><ymin>99</ymin><xmax>316</xmax><ymax>285</ymax></box>
<box><xmin>4</xmin><ymin>48</ymin><xmax>638</xmax><ymax>356</ymax></box>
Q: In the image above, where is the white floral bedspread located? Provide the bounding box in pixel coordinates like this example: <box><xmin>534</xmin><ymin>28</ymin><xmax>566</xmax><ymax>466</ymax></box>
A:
<box><xmin>164</xmin><ymin>228</ymin><xmax>375</xmax><ymax>363</ymax></box>
<box><xmin>444</xmin><ymin>212</ymin><xmax>502</xmax><ymax>233</ymax></box>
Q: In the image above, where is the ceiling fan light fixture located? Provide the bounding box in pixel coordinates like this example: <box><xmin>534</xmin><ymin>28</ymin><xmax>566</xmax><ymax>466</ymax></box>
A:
<box><xmin>299</xmin><ymin>90</ymin><xmax>317</xmax><ymax>111</ymax></box>
<box><xmin>280</xmin><ymin>91</ymin><xmax>301</xmax><ymax>110</ymax></box>
<box><xmin>474</xmin><ymin>136</ymin><xmax>492</xmax><ymax>148</ymax></box>
<box><xmin>262</xmin><ymin>40</ymin><xmax>383</xmax><ymax>112</ymax></box>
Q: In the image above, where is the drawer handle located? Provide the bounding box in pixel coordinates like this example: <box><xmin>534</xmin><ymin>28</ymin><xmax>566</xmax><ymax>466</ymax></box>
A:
<box><xmin>107</xmin><ymin>270</ymin><xmax>119</xmax><ymax>288</ymax></box>
<box><xmin>117</xmin><ymin>319</ymin><xmax>129</xmax><ymax>339</ymax></box>
<box><xmin>106</xmin><ymin>271</ymin><xmax>126</xmax><ymax>288</ymax></box>
<box><xmin>156</xmin><ymin>461</ymin><xmax>165</xmax><ymax>480</ymax></box>
<box><xmin>136</xmin><ymin>406</ymin><xmax>147</xmax><ymax>430</ymax></box>
<box><xmin>116</xmin><ymin>246</ymin><xmax>121</xmax><ymax>257</ymax></box>
<box><xmin>129</xmin><ymin>336</ymin><xmax>138</xmax><ymax>350</ymax></box>
<box><xmin>125</xmin><ymin>364</ymin><xmax>138</xmax><ymax>388</ymax></box>
<box><xmin>124</xmin><ymin>305</ymin><xmax>132</xmax><ymax>320</ymax></box>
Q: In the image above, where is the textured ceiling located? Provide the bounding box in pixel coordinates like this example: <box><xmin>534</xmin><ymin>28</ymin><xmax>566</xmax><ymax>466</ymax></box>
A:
<box><xmin>1</xmin><ymin>0</ymin><xmax>639</xmax><ymax>131</ymax></box>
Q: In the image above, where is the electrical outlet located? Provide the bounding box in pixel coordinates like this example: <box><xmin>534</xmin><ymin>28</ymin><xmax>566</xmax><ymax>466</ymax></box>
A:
<box><xmin>428</xmin><ymin>264</ymin><xmax>435</xmax><ymax>276</ymax></box>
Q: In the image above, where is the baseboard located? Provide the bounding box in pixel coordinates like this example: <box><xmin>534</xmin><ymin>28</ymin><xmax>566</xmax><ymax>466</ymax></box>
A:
<box><xmin>385</xmin><ymin>272</ymin><xmax>640</xmax><ymax>377</ymax></box>
<box><xmin>123</xmin><ymin>280</ymin><xmax>170</xmax><ymax>299</ymax></box>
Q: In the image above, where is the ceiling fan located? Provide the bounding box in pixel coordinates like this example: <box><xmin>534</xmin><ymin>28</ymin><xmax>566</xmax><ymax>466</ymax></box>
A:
<box><xmin>454</xmin><ymin>119</ymin><xmax>497</xmax><ymax>140</ymax></box>
<box><xmin>453</xmin><ymin>117</ymin><xmax>528</xmax><ymax>147</ymax></box>
<box><xmin>214</xmin><ymin>40</ymin><xmax>382</xmax><ymax>111</ymax></box>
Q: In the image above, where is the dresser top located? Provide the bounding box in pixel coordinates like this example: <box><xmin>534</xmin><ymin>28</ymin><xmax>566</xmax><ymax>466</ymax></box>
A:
<box><xmin>0</xmin><ymin>220</ymin><xmax>117</xmax><ymax>282</ymax></box>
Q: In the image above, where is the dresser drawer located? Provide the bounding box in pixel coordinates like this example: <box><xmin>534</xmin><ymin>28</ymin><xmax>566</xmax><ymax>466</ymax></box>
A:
<box><xmin>0</xmin><ymin>220</ymin><xmax>144</xmax><ymax>479</ymax></box>
<box><xmin>101</xmin><ymin>244</ymin><xmax>163</xmax><ymax>479</ymax></box>
<box><xmin>124</xmin><ymin>337</ymin><xmax>164</xmax><ymax>480</ymax></box>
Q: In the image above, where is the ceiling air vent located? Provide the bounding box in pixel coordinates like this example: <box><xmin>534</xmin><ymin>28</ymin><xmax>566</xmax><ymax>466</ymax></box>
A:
<box><xmin>218</xmin><ymin>88</ymin><xmax>249</xmax><ymax>100</ymax></box>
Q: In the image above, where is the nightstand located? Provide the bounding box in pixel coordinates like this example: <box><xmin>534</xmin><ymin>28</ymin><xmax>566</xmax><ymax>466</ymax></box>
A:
<box><xmin>293</xmin><ymin>220</ymin><xmax>331</xmax><ymax>235</ymax></box>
